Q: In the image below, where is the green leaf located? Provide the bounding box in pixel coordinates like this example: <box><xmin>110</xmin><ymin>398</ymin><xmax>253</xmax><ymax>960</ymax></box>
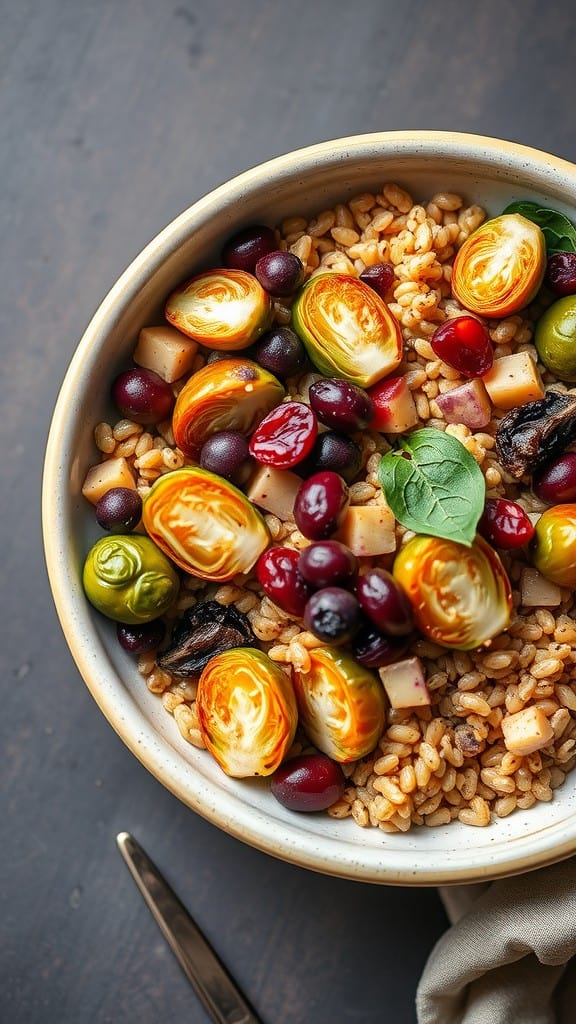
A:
<box><xmin>379</xmin><ymin>428</ymin><xmax>485</xmax><ymax>547</ymax></box>
<box><xmin>502</xmin><ymin>201</ymin><xmax>576</xmax><ymax>255</ymax></box>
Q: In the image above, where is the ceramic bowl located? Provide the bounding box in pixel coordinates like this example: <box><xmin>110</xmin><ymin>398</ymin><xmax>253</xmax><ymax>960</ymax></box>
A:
<box><xmin>43</xmin><ymin>131</ymin><xmax>576</xmax><ymax>884</ymax></box>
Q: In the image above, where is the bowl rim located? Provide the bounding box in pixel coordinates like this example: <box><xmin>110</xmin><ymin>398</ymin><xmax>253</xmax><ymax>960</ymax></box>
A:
<box><xmin>43</xmin><ymin>130</ymin><xmax>576</xmax><ymax>885</ymax></box>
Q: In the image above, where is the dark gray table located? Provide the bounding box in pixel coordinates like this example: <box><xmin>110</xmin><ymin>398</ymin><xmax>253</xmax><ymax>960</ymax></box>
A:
<box><xmin>3</xmin><ymin>2</ymin><xmax>576</xmax><ymax>1021</ymax></box>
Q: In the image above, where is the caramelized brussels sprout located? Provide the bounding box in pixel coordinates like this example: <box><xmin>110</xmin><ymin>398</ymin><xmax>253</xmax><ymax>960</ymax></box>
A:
<box><xmin>532</xmin><ymin>504</ymin><xmax>576</xmax><ymax>587</ymax></box>
<box><xmin>142</xmin><ymin>467</ymin><xmax>270</xmax><ymax>580</ymax></box>
<box><xmin>451</xmin><ymin>213</ymin><xmax>546</xmax><ymax>318</ymax></box>
<box><xmin>83</xmin><ymin>535</ymin><xmax>179</xmax><ymax>624</ymax></box>
<box><xmin>292</xmin><ymin>272</ymin><xmax>403</xmax><ymax>387</ymax></box>
<box><xmin>393</xmin><ymin>534</ymin><xmax>512</xmax><ymax>650</ymax></box>
<box><xmin>165</xmin><ymin>268</ymin><xmax>273</xmax><ymax>349</ymax></box>
<box><xmin>172</xmin><ymin>358</ymin><xmax>285</xmax><ymax>457</ymax></box>
<box><xmin>291</xmin><ymin>647</ymin><xmax>386</xmax><ymax>762</ymax></box>
<box><xmin>196</xmin><ymin>648</ymin><xmax>298</xmax><ymax>777</ymax></box>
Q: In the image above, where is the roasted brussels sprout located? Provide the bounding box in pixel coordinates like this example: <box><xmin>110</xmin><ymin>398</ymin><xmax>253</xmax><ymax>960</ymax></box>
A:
<box><xmin>292</xmin><ymin>272</ymin><xmax>403</xmax><ymax>387</ymax></box>
<box><xmin>172</xmin><ymin>358</ymin><xmax>285</xmax><ymax>457</ymax></box>
<box><xmin>165</xmin><ymin>268</ymin><xmax>273</xmax><ymax>349</ymax></box>
<box><xmin>142</xmin><ymin>467</ymin><xmax>270</xmax><ymax>580</ymax></box>
<box><xmin>196</xmin><ymin>648</ymin><xmax>298</xmax><ymax>777</ymax></box>
<box><xmin>532</xmin><ymin>504</ymin><xmax>576</xmax><ymax>587</ymax></box>
<box><xmin>451</xmin><ymin>213</ymin><xmax>546</xmax><ymax>318</ymax></box>
<box><xmin>83</xmin><ymin>535</ymin><xmax>179</xmax><ymax>624</ymax></box>
<box><xmin>291</xmin><ymin>647</ymin><xmax>386</xmax><ymax>762</ymax></box>
<box><xmin>393</xmin><ymin>534</ymin><xmax>512</xmax><ymax>650</ymax></box>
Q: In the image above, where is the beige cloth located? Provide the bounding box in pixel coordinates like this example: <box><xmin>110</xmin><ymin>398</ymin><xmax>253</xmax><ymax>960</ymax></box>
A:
<box><xmin>416</xmin><ymin>858</ymin><xmax>576</xmax><ymax>1024</ymax></box>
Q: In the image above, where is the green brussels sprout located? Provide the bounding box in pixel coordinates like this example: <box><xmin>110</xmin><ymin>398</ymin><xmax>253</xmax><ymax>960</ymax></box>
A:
<box><xmin>535</xmin><ymin>295</ymin><xmax>576</xmax><ymax>381</ymax></box>
<box><xmin>83</xmin><ymin>535</ymin><xmax>179</xmax><ymax>624</ymax></box>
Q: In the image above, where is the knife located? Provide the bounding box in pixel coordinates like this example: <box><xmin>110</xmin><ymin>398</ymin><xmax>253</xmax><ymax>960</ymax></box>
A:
<box><xmin>116</xmin><ymin>831</ymin><xmax>264</xmax><ymax>1024</ymax></box>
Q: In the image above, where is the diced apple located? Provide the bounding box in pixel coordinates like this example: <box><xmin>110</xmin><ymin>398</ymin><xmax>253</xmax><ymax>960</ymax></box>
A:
<box><xmin>435</xmin><ymin>378</ymin><xmax>492</xmax><ymax>429</ymax></box>
<box><xmin>246</xmin><ymin>465</ymin><xmax>302</xmax><ymax>522</ymax></box>
<box><xmin>133</xmin><ymin>325</ymin><xmax>199</xmax><ymax>383</ymax></box>
<box><xmin>81</xmin><ymin>457</ymin><xmax>137</xmax><ymax>505</ymax></box>
<box><xmin>378</xmin><ymin>657</ymin><xmax>431</xmax><ymax>709</ymax></box>
<box><xmin>335</xmin><ymin>503</ymin><xmax>396</xmax><ymax>556</ymax></box>
<box><xmin>520</xmin><ymin>567</ymin><xmax>562</xmax><ymax>607</ymax></box>
<box><xmin>501</xmin><ymin>706</ymin><xmax>554</xmax><ymax>756</ymax></box>
<box><xmin>367</xmin><ymin>374</ymin><xmax>419</xmax><ymax>433</ymax></box>
<box><xmin>482</xmin><ymin>351</ymin><xmax>544</xmax><ymax>410</ymax></box>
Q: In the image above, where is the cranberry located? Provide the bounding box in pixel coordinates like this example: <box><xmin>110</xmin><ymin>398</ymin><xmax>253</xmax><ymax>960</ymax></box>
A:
<box><xmin>222</xmin><ymin>224</ymin><xmax>276</xmax><ymax>273</ymax></box>
<box><xmin>112</xmin><ymin>368</ymin><xmax>174</xmax><ymax>424</ymax></box>
<box><xmin>253</xmin><ymin>327</ymin><xmax>306</xmax><ymax>378</ymax></box>
<box><xmin>356</xmin><ymin>569</ymin><xmax>414</xmax><ymax>636</ymax></box>
<box><xmin>95</xmin><ymin>487</ymin><xmax>142</xmax><ymax>533</ymax></box>
<box><xmin>545</xmin><ymin>252</ymin><xmax>576</xmax><ymax>297</ymax></box>
<box><xmin>117</xmin><ymin>619</ymin><xmax>166</xmax><ymax>654</ymax></box>
<box><xmin>351</xmin><ymin>621</ymin><xmax>414</xmax><ymax>669</ymax></box>
<box><xmin>298</xmin><ymin>541</ymin><xmax>358</xmax><ymax>589</ymax></box>
<box><xmin>359</xmin><ymin>262</ymin><xmax>395</xmax><ymax>299</ymax></box>
<box><xmin>255</xmin><ymin>251</ymin><xmax>305</xmax><ymax>296</ymax></box>
<box><xmin>249</xmin><ymin>401</ymin><xmax>318</xmax><ymax>469</ymax></box>
<box><xmin>294</xmin><ymin>471</ymin><xmax>349</xmax><ymax>540</ymax></box>
<box><xmin>303</xmin><ymin>587</ymin><xmax>361</xmax><ymax>644</ymax></box>
<box><xmin>298</xmin><ymin>432</ymin><xmax>362</xmax><ymax>483</ymax></box>
<box><xmin>308</xmin><ymin>378</ymin><xmax>374</xmax><ymax>434</ymax></box>
<box><xmin>200</xmin><ymin>431</ymin><xmax>252</xmax><ymax>485</ymax></box>
<box><xmin>256</xmin><ymin>547</ymin><xmax>312</xmax><ymax>616</ymax></box>
<box><xmin>430</xmin><ymin>316</ymin><xmax>493</xmax><ymax>378</ymax></box>
<box><xmin>270</xmin><ymin>753</ymin><xmax>345</xmax><ymax>812</ymax></box>
<box><xmin>533</xmin><ymin>452</ymin><xmax>576</xmax><ymax>503</ymax></box>
<box><xmin>478</xmin><ymin>498</ymin><xmax>535</xmax><ymax>549</ymax></box>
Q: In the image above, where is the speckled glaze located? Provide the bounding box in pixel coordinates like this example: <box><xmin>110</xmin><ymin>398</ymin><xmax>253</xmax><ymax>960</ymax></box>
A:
<box><xmin>43</xmin><ymin>132</ymin><xmax>576</xmax><ymax>885</ymax></box>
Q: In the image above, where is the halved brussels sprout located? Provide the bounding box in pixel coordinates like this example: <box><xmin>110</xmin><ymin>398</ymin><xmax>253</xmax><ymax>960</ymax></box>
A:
<box><xmin>292</xmin><ymin>273</ymin><xmax>403</xmax><ymax>387</ymax></box>
<box><xmin>83</xmin><ymin>534</ymin><xmax>179</xmax><ymax>624</ymax></box>
<box><xmin>393</xmin><ymin>534</ymin><xmax>512</xmax><ymax>650</ymax></box>
<box><xmin>172</xmin><ymin>358</ymin><xmax>285</xmax><ymax>457</ymax></box>
<box><xmin>291</xmin><ymin>647</ymin><xmax>386</xmax><ymax>762</ymax></box>
<box><xmin>451</xmin><ymin>213</ymin><xmax>546</xmax><ymax>318</ymax></box>
<box><xmin>196</xmin><ymin>648</ymin><xmax>298</xmax><ymax>777</ymax></box>
<box><xmin>165</xmin><ymin>268</ymin><xmax>273</xmax><ymax>349</ymax></box>
<box><xmin>142</xmin><ymin>467</ymin><xmax>270</xmax><ymax>580</ymax></box>
<box><xmin>532</xmin><ymin>504</ymin><xmax>576</xmax><ymax>587</ymax></box>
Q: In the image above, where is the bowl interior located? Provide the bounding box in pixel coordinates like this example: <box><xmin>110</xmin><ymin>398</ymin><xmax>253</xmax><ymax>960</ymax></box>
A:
<box><xmin>44</xmin><ymin>131</ymin><xmax>576</xmax><ymax>884</ymax></box>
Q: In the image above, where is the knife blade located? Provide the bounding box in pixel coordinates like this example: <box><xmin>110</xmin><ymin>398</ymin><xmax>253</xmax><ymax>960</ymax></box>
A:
<box><xmin>116</xmin><ymin>831</ymin><xmax>263</xmax><ymax>1024</ymax></box>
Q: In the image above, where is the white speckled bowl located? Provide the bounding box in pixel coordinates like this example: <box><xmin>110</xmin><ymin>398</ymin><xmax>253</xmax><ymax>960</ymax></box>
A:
<box><xmin>43</xmin><ymin>131</ymin><xmax>576</xmax><ymax>884</ymax></box>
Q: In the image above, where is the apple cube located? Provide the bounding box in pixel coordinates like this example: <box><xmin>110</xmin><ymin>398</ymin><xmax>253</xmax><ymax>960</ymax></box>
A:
<box><xmin>482</xmin><ymin>351</ymin><xmax>544</xmax><ymax>410</ymax></box>
<box><xmin>378</xmin><ymin>657</ymin><xmax>431</xmax><ymax>709</ymax></box>
<box><xmin>367</xmin><ymin>374</ymin><xmax>419</xmax><ymax>433</ymax></box>
<box><xmin>81</xmin><ymin>457</ymin><xmax>137</xmax><ymax>505</ymax></box>
<box><xmin>133</xmin><ymin>325</ymin><xmax>199</xmax><ymax>383</ymax></box>
<box><xmin>501</xmin><ymin>706</ymin><xmax>554</xmax><ymax>756</ymax></box>
<box><xmin>246</xmin><ymin>465</ymin><xmax>302</xmax><ymax>522</ymax></box>
<box><xmin>335</xmin><ymin>503</ymin><xmax>396</xmax><ymax>556</ymax></box>
<box><xmin>520</xmin><ymin>567</ymin><xmax>562</xmax><ymax>608</ymax></box>
<box><xmin>435</xmin><ymin>378</ymin><xmax>492</xmax><ymax>430</ymax></box>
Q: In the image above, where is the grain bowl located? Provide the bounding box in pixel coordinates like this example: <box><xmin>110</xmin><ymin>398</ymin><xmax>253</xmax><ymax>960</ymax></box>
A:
<box><xmin>43</xmin><ymin>131</ymin><xmax>576</xmax><ymax>884</ymax></box>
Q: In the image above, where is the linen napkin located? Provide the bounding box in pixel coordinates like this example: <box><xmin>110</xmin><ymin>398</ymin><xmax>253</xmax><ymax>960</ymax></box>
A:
<box><xmin>416</xmin><ymin>857</ymin><xmax>576</xmax><ymax>1024</ymax></box>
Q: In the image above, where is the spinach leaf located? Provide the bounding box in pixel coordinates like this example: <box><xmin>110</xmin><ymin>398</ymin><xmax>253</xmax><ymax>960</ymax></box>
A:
<box><xmin>379</xmin><ymin>429</ymin><xmax>485</xmax><ymax>547</ymax></box>
<box><xmin>502</xmin><ymin>200</ymin><xmax>576</xmax><ymax>255</ymax></box>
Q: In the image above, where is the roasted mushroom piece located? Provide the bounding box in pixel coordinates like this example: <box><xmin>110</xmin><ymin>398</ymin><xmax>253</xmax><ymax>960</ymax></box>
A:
<box><xmin>157</xmin><ymin>600</ymin><xmax>255</xmax><ymax>677</ymax></box>
<box><xmin>495</xmin><ymin>390</ymin><xmax>576</xmax><ymax>479</ymax></box>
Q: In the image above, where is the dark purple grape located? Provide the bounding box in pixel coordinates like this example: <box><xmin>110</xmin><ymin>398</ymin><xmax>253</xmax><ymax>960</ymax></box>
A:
<box><xmin>95</xmin><ymin>487</ymin><xmax>142</xmax><ymax>533</ymax></box>
<box><xmin>271</xmin><ymin>754</ymin><xmax>345</xmax><ymax>812</ymax></box>
<box><xmin>356</xmin><ymin>568</ymin><xmax>414</xmax><ymax>636</ymax></box>
<box><xmin>545</xmin><ymin>252</ymin><xmax>576</xmax><ymax>297</ymax></box>
<box><xmin>256</xmin><ymin>547</ymin><xmax>312</xmax><ymax>617</ymax></box>
<box><xmin>205</xmin><ymin>349</ymin><xmax>235</xmax><ymax>364</ymax></box>
<box><xmin>255</xmin><ymin>250</ymin><xmax>305</xmax><ymax>296</ymax></box>
<box><xmin>351</xmin><ymin>620</ymin><xmax>413</xmax><ymax>668</ymax></box>
<box><xmin>294</xmin><ymin>471</ymin><xmax>349</xmax><ymax>540</ymax></box>
<box><xmin>308</xmin><ymin>378</ymin><xmax>374</xmax><ymax>433</ymax></box>
<box><xmin>111</xmin><ymin>368</ymin><xmax>174</xmax><ymax>424</ymax></box>
<box><xmin>298</xmin><ymin>540</ymin><xmax>358</xmax><ymax>589</ymax></box>
<box><xmin>117</xmin><ymin>619</ymin><xmax>166</xmax><ymax>654</ymax></box>
<box><xmin>253</xmin><ymin>327</ymin><xmax>306</xmax><ymax>378</ymax></box>
<box><xmin>298</xmin><ymin>432</ymin><xmax>362</xmax><ymax>483</ymax></box>
<box><xmin>359</xmin><ymin>262</ymin><xmax>395</xmax><ymax>298</ymax></box>
<box><xmin>222</xmin><ymin>224</ymin><xmax>276</xmax><ymax>273</ymax></box>
<box><xmin>200</xmin><ymin>431</ymin><xmax>253</xmax><ymax>485</ymax></box>
<box><xmin>304</xmin><ymin>587</ymin><xmax>360</xmax><ymax>644</ymax></box>
<box><xmin>533</xmin><ymin>452</ymin><xmax>576</xmax><ymax>503</ymax></box>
